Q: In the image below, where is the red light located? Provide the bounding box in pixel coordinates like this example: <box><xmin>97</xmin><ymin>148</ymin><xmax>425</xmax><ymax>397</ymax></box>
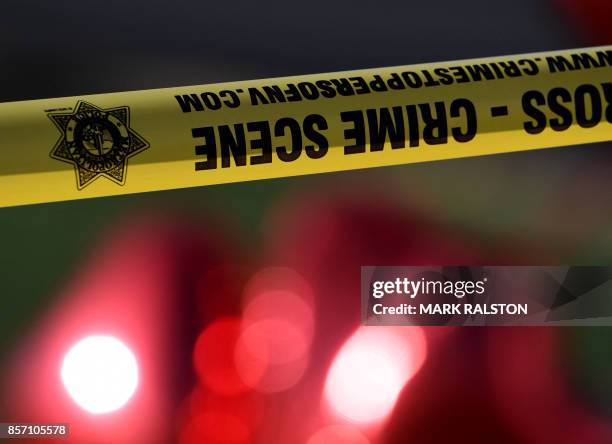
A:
<box><xmin>233</xmin><ymin>268</ymin><xmax>315</xmax><ymax>394</ymax></box>
<box><xmin>241</xmin><ymin>268</ymin><xmax>314</xmax><ymax>310</ymax></box>
<box><xmin>193</xmin><ymin>318</ymin><xmax>253</xmax><ymax>396</ymax></box>
<box><xmin>234</xmin><ymin>320</ymin><xmax>309</xmax><ymax>393</ymax></box>
<box><xmin>180</xmin><ymin>410</ymin><xmax>252</xmax><ymax>444</ymax></box>
<box><xmin>242</xmin><ymin>290</ymin><xmax>314</xmax><ymax>346</ymax></box>
<box><xmin>178</xmin><ymin>386</ymin><xmax>264</xmax><ymax>444</ymax></box>
<box><xmin>307</xmin><ymin>425</ymin><xmax>371</xmax><ymax>444</ymax></box>
<box><xmin>239</xmin><ymin>319</ymin><xmax>308</xmax><ymax>365</ymax></box>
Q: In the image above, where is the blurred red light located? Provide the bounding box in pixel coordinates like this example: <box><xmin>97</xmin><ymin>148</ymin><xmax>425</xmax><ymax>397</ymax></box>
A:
<box><xmin>240</xmin><ymin>319</ymin><xmax>308</xmax><ymax>366</ymax></box>
<box><xmin>234</xmin><ymin>320</ymin><xmax>309</xmax><ymax>393</ymax></box>
<box><xmin>231</xmin><ymin>268</ymin><xmax>315</xmax><ymax>394</ymax></box>
<box><xmin>179</xmin><ymin>410</ymin><xmax>252</xmax><ymax>444</ymax></box>
<box><xmin>188</xmin><ymin>386</ymin><xmax>265</xmax><ymax>431</ymax></box>
<box><xmin>193</xmin><ymin>317</ymin><xmax>250</xmax><ymax>396</ymax></box>
<box><xmin>241</xmin><ymin>267</ymin><xmax>314</xmax><ymax>311</ymax></box>
<box><xmin>307</xmin><ymin>424</ymin><xmax>371</xmax><ymax>444</ymax></box>
<box><xmin>555</xmin><ymin>0</ymin><xmax>612</xmax><ymax>44</ymax></box>
<box><xmin>242</xmin><ymin>290</ymin><xmax>314</xmax><ymax>346</ymax></box>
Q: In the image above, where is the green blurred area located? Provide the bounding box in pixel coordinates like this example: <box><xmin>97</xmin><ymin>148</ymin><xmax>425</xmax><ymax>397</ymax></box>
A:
<box><xmin>0</xmin><ymin>178</ymin><xmax>285</xmax><ymax>358</ymax></box>
<box><xmin>564</xmin><ymin>327</ymin><xmax>612</xmax><ymax>416</ymax></box>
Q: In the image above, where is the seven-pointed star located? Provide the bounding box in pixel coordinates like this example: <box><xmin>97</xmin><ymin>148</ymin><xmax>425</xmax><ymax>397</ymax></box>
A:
<box><xmin>49</xmin><ymin>101</ymin><xmax>149</xmax><ymax>189</ymax></box>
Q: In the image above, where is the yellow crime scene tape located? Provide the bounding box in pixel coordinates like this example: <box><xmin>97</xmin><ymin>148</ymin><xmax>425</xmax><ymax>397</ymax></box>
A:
<box><xmin>1</xmin><ymin>46</ymin><xmax>611</xmax><ymax>207</ymax></box>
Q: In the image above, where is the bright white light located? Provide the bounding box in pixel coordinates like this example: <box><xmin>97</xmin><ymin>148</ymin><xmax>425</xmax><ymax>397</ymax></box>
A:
<box><xmin>324</xmin><ymin>327</ymin><xmax>426</xmax><ymax>424</ymax></box>
<box><xmin>61</xmin><ymin>335</ymin><xmax>138</xmax><ymax>414</ymax></box>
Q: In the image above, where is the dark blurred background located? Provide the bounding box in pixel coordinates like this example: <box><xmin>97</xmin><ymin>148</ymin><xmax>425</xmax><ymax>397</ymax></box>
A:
<box><xmin>1</xmin><ymin>0</ymin><xmax>611</xmax><ymax>443</ymax></box>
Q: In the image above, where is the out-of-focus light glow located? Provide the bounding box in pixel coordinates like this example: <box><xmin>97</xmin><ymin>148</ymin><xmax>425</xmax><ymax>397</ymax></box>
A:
<box><xmin>240</xmin><ymin>319</ymin><xmax>308</xmax><ymax>365</ymax></box>
<box><xmin>233</xmin><ymin>269</ymin><xmax>315</xmax><ymax>394</ymax></box>
<box><xmin>188</xmin><ymin>386</ymin><xmax>265</xmax><ymax>432</ymax></box>
<box><xmin>242</xmin><ymin>267</ymin><xmax>314</xmax><ymax>310</ymax></box>
<box><xmin>61</xmin><ymin>335</ymin><xmax>138</xmax><ymax>414</ymax></box>
<box><xmin>307</xmin><ymin>425</ymin><xmax>371</xmax><ymax>444</ymax></box>
<box><xmin>194</xmin><ymin>318</ymin><xmax>255</xmax><ymax>395</ymax></box>
<box><xmin>324</xmin><ymin>327</ymin><xmax>427</xmax><ymax>424</ymax></box>
<box><xmin>180</xmin><ymin>410</ymin><xmax>251</xmax><ymax>444</ymax></box>
<box><xmin>234</xmin><ymin>320</ymin><xmax>309</xmax><ymax>393</ymax></box>
<box><xmin>242</xmin><ymin>290</ymin><xmax>314</xmax><ymax>345</ymax></box>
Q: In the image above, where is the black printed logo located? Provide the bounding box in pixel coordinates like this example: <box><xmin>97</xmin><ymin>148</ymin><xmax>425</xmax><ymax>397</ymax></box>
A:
<box><xmin>49</xmin><ymin>101</ymin><xmax>149</xmax><ymax>189</ymax></box>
